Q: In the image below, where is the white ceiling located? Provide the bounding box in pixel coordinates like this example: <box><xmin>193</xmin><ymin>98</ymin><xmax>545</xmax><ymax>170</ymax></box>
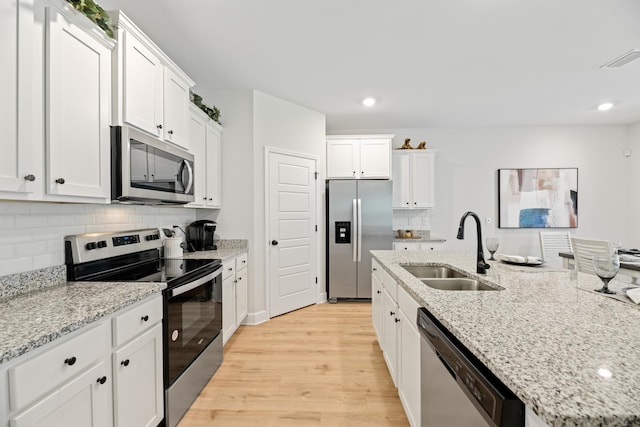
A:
<box><xmin>98</xmin><ymin>0</ymin><xmax>640</xmax><ymax>131</ymax></box>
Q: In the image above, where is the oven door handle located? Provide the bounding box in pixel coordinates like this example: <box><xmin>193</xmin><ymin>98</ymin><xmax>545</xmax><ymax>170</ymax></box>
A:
<box><xmin>170</xmin><ymin>270</ymin><xmax>218</xmax><ymax>297</ymax></box>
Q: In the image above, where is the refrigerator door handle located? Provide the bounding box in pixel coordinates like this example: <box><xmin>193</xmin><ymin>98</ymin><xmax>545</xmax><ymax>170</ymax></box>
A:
<box><xmin>352</xmin><ymin>198</ymin><xmax>358</xmax><ymax>262</ymax></box>
<box><xmin>357</xmin><ymin>198</ymin><xmax>362</xmax><ymax>262</ymax></box>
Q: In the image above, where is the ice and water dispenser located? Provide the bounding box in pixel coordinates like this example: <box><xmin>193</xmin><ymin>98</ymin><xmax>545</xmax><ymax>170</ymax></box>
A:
<box><xmin>335</xmin><ymin>221</ymin><xmax>351</xmax><ymax>244</ymax></box>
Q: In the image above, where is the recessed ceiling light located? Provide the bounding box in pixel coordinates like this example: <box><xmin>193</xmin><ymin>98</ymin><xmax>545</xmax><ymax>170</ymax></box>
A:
<box><xmin>597</xmin><ymin>102</ymin><xmax>614</xmax><ymax>111</ymax></box>
<box><xmin>362</xmin><ymin>97</ymin><xmax>376</xmax><ymax>107</ymax></box>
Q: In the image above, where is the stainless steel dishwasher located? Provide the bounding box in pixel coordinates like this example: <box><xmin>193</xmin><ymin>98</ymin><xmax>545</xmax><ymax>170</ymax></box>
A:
<box><xmin>417</xmin><ymin>308</ymin><xmax>525</xmax><ymax>427</ymax></box>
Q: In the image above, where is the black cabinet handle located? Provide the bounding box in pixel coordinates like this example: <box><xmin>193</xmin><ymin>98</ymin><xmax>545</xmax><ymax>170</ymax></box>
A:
<box><xmin>121</xmin><ymin>359</ymin><xmax>130</xmax><ymax>367</ymax></box>
<box><xmin>64</xmin><ymin>357</ymin><xmax>77</xmax><ymax>366</ymax></box>
<box><xmin>168</xmin><ymin>130</ymin><xmax>174</xmax><ymax>135</ymax></box>
<box><xmin>157</xmin><ymin>124</ymin><xmax>163</xmax><ymax>129</ymax></box>
<box><xmin>141</xmin><ymin>315</ymin><xmax>149</xmax><ymax>322</ymax></box>
<box><xmin>97</xmin><ymin>376</ymin><xmax>107</xmax><ymax>384</ymax></box>
<box><xmin>24</xmin><ymin>174</ymin><xmax>36</xmax><ymax>182</ymax></box>
<box><xmin>395</xmin><ymin>318</ymin><xmax>400</xmax><ymax>323</ymax></box>
<box><xmin>271</xmin><ymin>240</ymin><xmax>278</xmax><ymax>246</ymax></box>
<box><xmin>55</xmin><ymin>178</ymin><xmax>65</xmax><ymax>184</ymax></box>
<box><xmin>390</xmin><ymin>311</ymin><xmax>395</xmax><ymax>316</ymax></box>
<box><xmin>377</xmin><ymin>290</ymin><xmax>381</xmax><ymax>294</ymax></box>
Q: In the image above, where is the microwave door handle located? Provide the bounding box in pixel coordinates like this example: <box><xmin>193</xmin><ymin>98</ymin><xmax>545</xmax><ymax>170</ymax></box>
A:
<box><xmin>178</xmin><ymin>160</ymin><xmax>194</xmax><ymax>194</ymax></box>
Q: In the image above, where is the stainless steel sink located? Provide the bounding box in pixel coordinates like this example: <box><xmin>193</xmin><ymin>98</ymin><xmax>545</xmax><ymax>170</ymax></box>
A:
<box><xmin>420</xmin><ymin>278</ymin><xmax>500</xmax><ymax>291</ymax></box>
<box><xmin>400</xmin><ymin>265</ymin><xmax>467</xmax><ymax>279</ymax></box>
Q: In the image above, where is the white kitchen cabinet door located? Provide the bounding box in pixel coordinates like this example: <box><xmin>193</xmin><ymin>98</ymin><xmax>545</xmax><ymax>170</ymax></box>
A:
<box><xmin>0</xmin><ymin>0</ymin><xmax>40</xmax><ymax>196</ymax></box>
<box><xmin>163</xmin><ymin>67</ymin><xmax>190</xmax><ymax>148</ymax></box>
<box><xmin>205</xmin><ymin>122</ymin><xmax>222</xmax><ymax>208</ymax></box>
<box><xmin>326</xmin><ymin>140</ymin><xmax>358</xmax><ymax>178</ymax></box>
<box><xmin>381</xmin><ymin>286</ymin><xmax>399</xmax><ymax>387</ymax></box>
<box><xmin>45</xmin><ymin>7</ymin><xmax>111</xmax><ymax>199</ymax></box>
<box><xmin>112</xmin><ymin>324</ymin><xmax>163</xmax><ymax>427</ymax></box>
<box><xmin>10</xmin><ymin>361</ymin><xmax>110</xmax><ymax>427</ymax></box>
<box><xmin>235</xmin><ymin>267</ymin><xmax>248</xmax><ymax>326</ymax></box>
<box><xmin>392</xmin><ymin>154</ymin><xmax>410</xmax><ymax>208</ymax></box>
<box><xmin>398</xmin><ymin>287</ymin><xmax>421</xmax><ymax>427</ymax></box>
<box><xmin>122</xmin><ymin>31</ymin><xmax>163</xmax><ymax>138</ymax></box>
<box><xmin>187</xmin><ymin>109</ymin><xmax>207</xmax><ymax>207</ymax></box>
<box><xmin>359</xmin><ymin>139</ymin><xmax>391</xmax><ymax>178</ymax></box>
<box><xmin>222</xmin><ymin>272</ymin><xmax>237</xmax><ymax>345</ymax></box>
<box><xmin>392</xmin><ymin>151</ymin><xmax>436</xmax><ymax>209</ymax></box>
<box><xmin>411</xmin><ymin>152</ymin><xmax>435</xmax><ymax>208</ymax></box>
<box><xmin>371</xmin><ymin>273</ymin><xmax>384</xmax><ymax>344</ymax></box>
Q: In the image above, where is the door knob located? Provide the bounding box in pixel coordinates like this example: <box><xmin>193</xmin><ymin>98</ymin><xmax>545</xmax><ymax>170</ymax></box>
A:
<box><xmin>55</xmin><ymin>178</ymin><xmax>65</xmax><ymax>184</ymax></box>
<box><xmin>271</xmin><ymin>240</ymin><xmax>279</xmax><ymax>246</ymax></box>
<box><xmin>24</xmin><ymin>174</ymin><xmax>36</xmax><ymax>182</ymax></box>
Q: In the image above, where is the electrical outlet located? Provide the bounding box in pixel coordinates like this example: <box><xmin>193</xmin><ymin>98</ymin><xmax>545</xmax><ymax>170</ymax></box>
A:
<box><xmin>485</xmin><ymin>217</ymin><xmax>492</xmax><ymax>225</ymax></box>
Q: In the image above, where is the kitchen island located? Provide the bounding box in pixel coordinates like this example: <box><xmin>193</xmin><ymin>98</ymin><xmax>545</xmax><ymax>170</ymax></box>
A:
<box><xmin>372</xmin><ymin>250</ymin><xmax>640</xmax><ymax>427</ymax></box>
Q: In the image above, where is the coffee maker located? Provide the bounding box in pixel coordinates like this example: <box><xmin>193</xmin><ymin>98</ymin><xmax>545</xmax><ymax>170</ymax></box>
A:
<box><xmin>186</xmin><ymin>220</ymin><xmax>217</xmax><ymax>251</ymax></box>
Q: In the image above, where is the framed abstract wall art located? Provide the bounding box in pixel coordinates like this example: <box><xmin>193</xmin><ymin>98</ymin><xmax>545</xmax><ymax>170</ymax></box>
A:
<box><xmin>498</xmin><ymin>168</ymin><xmax>578</xmax><ymax>228</ymax></box>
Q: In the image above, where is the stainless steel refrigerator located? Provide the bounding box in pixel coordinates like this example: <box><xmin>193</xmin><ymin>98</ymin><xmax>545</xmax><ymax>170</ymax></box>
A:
<box><xmin>327</xmin><ymin>180</ymin><xmax>393</xmax><ymax>301</ymax></box>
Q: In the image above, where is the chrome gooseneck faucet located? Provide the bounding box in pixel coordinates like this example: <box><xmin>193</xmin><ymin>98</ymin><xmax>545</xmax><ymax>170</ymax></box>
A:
<box><xmin>457</xmin><ymin>211</ymin><xmax>490</xmax><ymax>274</ymax></box>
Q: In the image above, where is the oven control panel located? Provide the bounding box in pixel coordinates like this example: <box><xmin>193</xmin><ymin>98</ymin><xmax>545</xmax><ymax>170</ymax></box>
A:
<box><xmin>65</xmin><ymin>229</ymin><xmax>162</xmax><ymax>264</ymax></box>
<box><xmin>113</xmin><ymin>234</ymin><xmax>140</xmax><ymax>246</ymax></box>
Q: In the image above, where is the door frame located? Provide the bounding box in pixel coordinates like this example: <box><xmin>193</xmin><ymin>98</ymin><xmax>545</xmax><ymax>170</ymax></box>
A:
<box><xmin>264</xmin><ymin>146</ymin><xmax>321</xmax><ymax>319</ymax></box>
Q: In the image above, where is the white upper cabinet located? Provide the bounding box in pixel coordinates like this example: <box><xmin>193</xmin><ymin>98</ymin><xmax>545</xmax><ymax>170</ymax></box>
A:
<box><xmin>46</xmin><ymin>5</ymin><xmax>112</xmax><ymax>199</ymax></box>
<box><xmin>122</xmin><ymin>31</ymin><xmax>164</xmax><ymax>138</ymax></box>
<box><xmin>0</xmin><ymin>0</ymin><xmax>40</xmax><ymax>197</ymax></box>
<box><xmin>163</xmin><ymin>68</ymin><xmax>190</xmax><ymax>147</ymax></box>
<box><xmin>0</xmin><ymin>0</ymin><xmax>114</xmax><ymax>203</ymax></box>
<box><xmin>187</xmin><ymin>105</ymin><xmax>223</xmax><ymax>209</ymax></box>
<box><xmin>110</xmin><ymin>11</ymin><xmax>194</xmax><ymax>147</ymax></box>
<box><xmin>392</xmin><ymin>151</ymin><xmax>436</xmax><ymax>208</ymax></box>
<box><xmin>326</xmin><ymin>135</ymin><xmax>393</xmax><ymax>179</ymax></box>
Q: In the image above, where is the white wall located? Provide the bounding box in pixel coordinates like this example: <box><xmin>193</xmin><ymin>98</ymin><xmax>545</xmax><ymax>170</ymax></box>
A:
<box><xmin>253</xmin><ymin>91</ymin><xmax>327</xmax><ymax>317</ymax></box>
<box><xmin>333</xmin><ymin>125</ymin><xmax>633</xmax><ymax>256</ymax></box>
<box><xmin>202</xmin><ymin>89</ymin><xmax>326</xmax><ymax>323</ymax></box>
<box><xmin>628</xmin><ymin>122</ymin><xmax>640</xmax><ymax>245</ymax></box>
<box><xmin>0</xmin><ymin>202</ymin><xmax>195</xmax><ymax>276</ymax></box>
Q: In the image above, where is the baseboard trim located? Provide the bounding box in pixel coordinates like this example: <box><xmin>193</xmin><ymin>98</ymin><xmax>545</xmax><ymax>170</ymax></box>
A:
<box><xmin>244</xmin><ymin>310</ymin><xmax>269</xmax><ymax>325</ymax></box>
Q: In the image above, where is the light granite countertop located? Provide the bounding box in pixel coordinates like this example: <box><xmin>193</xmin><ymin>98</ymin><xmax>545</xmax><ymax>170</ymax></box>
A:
<box><xmin>371</xmin><ymin>250</ymin><xmax>640</xmax><ymax>427</ymax></box>
<box><xmin>0</xmin><ymin>281</ymin><xmax>165</xmax><ymax>364</ymax></box>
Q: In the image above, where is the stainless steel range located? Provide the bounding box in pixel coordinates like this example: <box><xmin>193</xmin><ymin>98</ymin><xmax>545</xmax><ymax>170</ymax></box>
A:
<box><xmin>65</xmin><ymin>228</ymin><xmax>223</xmax><ymax>427</ymax></box>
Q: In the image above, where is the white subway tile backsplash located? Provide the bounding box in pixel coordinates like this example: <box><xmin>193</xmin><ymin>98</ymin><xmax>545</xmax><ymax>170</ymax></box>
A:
<box><xmin>0</xmin><ymin>201</ymin><xmax>196</xmax><ymax>276</ymax></box>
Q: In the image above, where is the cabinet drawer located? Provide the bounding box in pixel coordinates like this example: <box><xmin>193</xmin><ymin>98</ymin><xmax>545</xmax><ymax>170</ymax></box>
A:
<box><xmin>113</xmin><ymin>295</ymin><xmax>162</xmax><ymax>348</ymax></box>
<box><xmin>222</xmin><ymin>260</ymin><xmax>235</xmax><ymax>280</ymax></box>
<box><xmin>379</xmin><ymin>267</ymin><xmax>398</xmax><ymax>302</ymax></box>
<box><xmin>235</xmin><ymin>252</ymin><xmax>248</xmax><ymax>271</ymax></box>
<box><xmin>9</xmin><ymin>322</ymin><xmax>109</xmax><ymax>411</ymax></box>
<box><xmin>372</xmin><ymin>259</ymin><xmax>382</xmax><ymax>282</ymax></box>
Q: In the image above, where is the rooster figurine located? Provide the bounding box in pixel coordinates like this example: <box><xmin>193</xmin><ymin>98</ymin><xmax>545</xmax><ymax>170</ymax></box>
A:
<box><xmin>400</xmin><ymin>138</ymin><xmax>413</xmax><ymax>149</ymax></box>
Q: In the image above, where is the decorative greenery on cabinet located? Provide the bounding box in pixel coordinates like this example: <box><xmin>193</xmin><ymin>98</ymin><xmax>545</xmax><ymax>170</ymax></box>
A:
<box><xmin>191</xmin><ymin>90</ymin><xmax>222</xmax><ymax>125</ymax></box>
<box><xmin>65</xmin><ymin>0</ymin><xmax>115</xmax><ymax>38</ymax></box>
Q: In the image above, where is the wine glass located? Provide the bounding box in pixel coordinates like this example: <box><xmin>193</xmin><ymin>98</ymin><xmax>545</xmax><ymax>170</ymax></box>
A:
<box><xmin>592</xmin><ymin>254</ymin><xmax>620</xmax><ymax>294</ymax></box>
<box><xmin>486</xmin><ymin>237</ymin><xmax>499</xmax><ymax>261</ymax></box>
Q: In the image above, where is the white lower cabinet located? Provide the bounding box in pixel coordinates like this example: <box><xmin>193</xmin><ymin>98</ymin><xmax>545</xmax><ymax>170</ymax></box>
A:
<box><xmin>222</xmin><ymin>252</ymin><xmax>249</xmax><ymax>345</ymax></box>
<box><xmin>1</xmin><ymin>295</ymin><xmax>163</xmax><ymax>427</ymax></box>
<box><xmin>371</xmin><ymin>260</ymin><xmax>421</xmax><ymax>427</ymax></box>
<box><xmin>397</xmin><ymin>286</ymin><xmax>421</xmax><ymax>427</ymax></box>
<box><xmin>112</xmin><ymin>324</ymin><xmax>163</xmax><ymax>427</ymax></box>
<box><xmin>10</xmin><ymin>361</ymin><xmax>111</xmax><ymax>427</ymax></box>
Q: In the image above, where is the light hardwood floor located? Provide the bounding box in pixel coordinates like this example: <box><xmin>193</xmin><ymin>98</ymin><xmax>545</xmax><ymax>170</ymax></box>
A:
<box><xmin>178</xmin><ymin>302</ymin><xmax>409</xmax><ymax>426</ymax></box>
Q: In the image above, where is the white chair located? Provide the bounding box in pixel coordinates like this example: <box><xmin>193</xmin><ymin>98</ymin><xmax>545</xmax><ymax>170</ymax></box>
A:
<box><xmin>571</xmin><ymin>237</ymin><xmax>611</xmax><ymax>275</ymax></box>
<box><xmin>539</xmin><ymin>231</ymin><xmax>573</xmax><ymax>268</ymax></box>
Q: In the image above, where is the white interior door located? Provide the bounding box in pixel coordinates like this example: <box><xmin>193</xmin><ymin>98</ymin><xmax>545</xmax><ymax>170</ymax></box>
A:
<box><xmin>268</xmin><ymin>151</ymin><xmax>317</xmax><ymax>318</ymax></box>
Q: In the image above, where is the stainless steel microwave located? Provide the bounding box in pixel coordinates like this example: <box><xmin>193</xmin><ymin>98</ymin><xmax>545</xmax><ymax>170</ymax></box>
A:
<box><xmin>111</xmin><ymin>126</ymin><xmax>195</xmax><ymax>204</ymax></box>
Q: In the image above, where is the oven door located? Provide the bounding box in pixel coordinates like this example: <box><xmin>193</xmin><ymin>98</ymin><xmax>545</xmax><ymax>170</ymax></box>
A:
<box><xmin>165</xmin><ymin>268</ymin><xmax>222</xmax><ymax>386</ymax></box>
